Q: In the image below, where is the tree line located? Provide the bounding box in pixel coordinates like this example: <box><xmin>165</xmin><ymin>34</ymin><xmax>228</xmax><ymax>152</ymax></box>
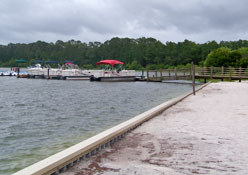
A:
<box><xmin>0</xmin><ymin>37</ymin><xmax>248</xmax><ymax>69</ymax></box>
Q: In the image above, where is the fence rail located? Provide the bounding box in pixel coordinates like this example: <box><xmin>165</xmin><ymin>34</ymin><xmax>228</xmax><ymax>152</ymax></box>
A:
<box><xmin>147</xmin><ymin>68</ymin><xmax>192</xmax><ymax>81</ymax></box>
<box><xmin>146</xmin><ymin>66</ymin><xmax>248</xmax><ymax>82</ymax></box>
<box><xmin>196</xmin><ymin>67</ymin><xmax>248</xmax><ymax>78</ymax></box>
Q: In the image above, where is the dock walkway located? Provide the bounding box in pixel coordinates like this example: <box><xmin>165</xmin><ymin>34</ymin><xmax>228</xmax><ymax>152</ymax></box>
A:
<box><xmin>64</xmin><ymin>82</ymin><xmax>248</xmax><ymax>175</ymax></box>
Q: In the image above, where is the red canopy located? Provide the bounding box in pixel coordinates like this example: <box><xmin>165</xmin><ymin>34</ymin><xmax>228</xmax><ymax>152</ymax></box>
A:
<box><xmin>96</xmin><ymin>60</ymin><xmax>124</xmax><ymax>66</ymax></box>
<box><xmin>65</xmin><ymin>62</ymin><xmax>74</xmax><ymax>65</ymax></box>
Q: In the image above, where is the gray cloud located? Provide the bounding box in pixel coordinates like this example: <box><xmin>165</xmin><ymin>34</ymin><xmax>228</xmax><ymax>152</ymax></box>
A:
<box><xmin>0</xmin><ymin>0</ymin><xmax>248</xmax><ymax>44</ymax></box>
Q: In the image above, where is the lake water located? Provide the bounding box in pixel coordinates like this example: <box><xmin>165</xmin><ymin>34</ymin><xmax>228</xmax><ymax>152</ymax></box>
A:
<box><xmin>0</xmin><ymin>76</ymin><xmax>193</xmax><ymax>175</ymax></box>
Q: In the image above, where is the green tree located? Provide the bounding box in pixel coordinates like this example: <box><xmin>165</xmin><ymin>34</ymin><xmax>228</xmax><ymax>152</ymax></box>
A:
<box><xmin>125</xmin><ymin>61</ymin><xmax>143</xmax><ymax>70</ymax></box>
<box><xmin>204</xmin><ymin>47</ymin><xmax>232</xmax><ymax>67</ymax></box>
<box><xmin>82</xmin><ymin>64</ymin><xmax>94</xmax><ymax>69</ymax></box>
<box><xmin>237</xmin><ymin>47</ymin><xmax>248</xmax><ymax>67</ymax></box>
<box><xmin>239</xmin><ymin>57</ymin><xmax>248</xmax><ymax>68</ymax></box>
<box><xmin>2</xmin><ymin>38</ymin><xmax>248</xmax><ymax>68</ymax></box>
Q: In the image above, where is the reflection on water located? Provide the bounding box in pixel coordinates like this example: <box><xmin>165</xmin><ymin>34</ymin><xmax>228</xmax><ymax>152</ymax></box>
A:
<box><xmin>0</xmin><ymin>77</ymin><xmax>193</xmax><ymax>175</ymax></box>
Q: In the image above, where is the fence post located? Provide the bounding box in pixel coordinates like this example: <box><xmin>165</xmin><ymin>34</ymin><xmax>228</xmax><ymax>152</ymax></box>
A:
<box><xmin>191</xmin><ymin>62</ymin><xmax>195</xmax><ymax>95</ymax></box>
<box><xmin>175</xmin><ymin>67</ymin><xmax>177</xmax><ymax>80</ymax></box>
<box><xmin>229</xmin><ymin>66</ymin><xmax>232</xmax><ymax>80</ymax></box>
<box><xmin>189</xmin><ymin>65</ymin><xmax>192</xmax><ymax>79</ymax></box>
<box><xmin>155</xmin><ymin>71</ymin><xmax>158</xmax><ymax>81</ymax></box>
<box><xmin>222</xmin><ymin>66</ymin><xmax>224</xmax><ymax>76</ymax></box>
<box><xmin>168</xmin><ymin>69</ymin><xmax>171</xmax><ymax>79</ymax></box>
<box><xmin>210</xmin><ymin>66</ymin><xmax>213</xmax><ymax>79</ymax></box>
<box><xmin>239</xmin><ymin>67</ymin><xmax>242</xmax><ymax>82</ymax></box>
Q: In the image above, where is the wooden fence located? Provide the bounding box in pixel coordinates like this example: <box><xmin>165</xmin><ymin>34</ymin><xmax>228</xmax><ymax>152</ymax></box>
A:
<box><xmin>147</xmin><ymin>68</ymin><xmax>191</xmax><ymax>81</ymax></box>
<box><xmin>196</xmin><ymin>67</ymin><xmax>248</xmax><ymax>80</ymax></box>
<box><xmin>146</xmin><ymin>66</ymin><xmax>248</xmax><ymax>82</ymax></box>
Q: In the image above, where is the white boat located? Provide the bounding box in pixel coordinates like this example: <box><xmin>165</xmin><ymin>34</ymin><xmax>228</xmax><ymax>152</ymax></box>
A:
<box><xmin>1</xmin><ymin>71</ymin><xmax>17</xmax><ymax>76</ymax></box>
<box><xmin>61</xmin><ymin>62</ymin><xmax>91</xmax><ymax>80</ymax></box>
<box><xmin>28</xmin><ymin>61</ymin><xmax>92</xmax><ymax>80</ymax></box>
<box><xmin>28</xmin><ymin>64</ymin><xmax>44</xmax><ymax>78</ymax></box>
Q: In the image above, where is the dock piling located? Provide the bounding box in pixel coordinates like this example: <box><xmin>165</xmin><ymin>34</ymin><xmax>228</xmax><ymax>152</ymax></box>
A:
<box><xmin>147</xmin><ymin>70</ymin><xmax>149</xmax><ymax>81</ymax></box>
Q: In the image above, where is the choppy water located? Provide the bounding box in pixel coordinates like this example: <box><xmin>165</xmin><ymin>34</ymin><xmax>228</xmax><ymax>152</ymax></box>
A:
<box><xmin>0</xmin><ymin>76</ymin><xmax>193</xmax><ymax>175</ymax></box>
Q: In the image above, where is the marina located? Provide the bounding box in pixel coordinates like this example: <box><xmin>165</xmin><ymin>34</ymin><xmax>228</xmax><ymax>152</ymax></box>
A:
<box><xmin>1</xmin><ymin>65</ymin><xmax>248</xmax><ymax>83</ymax></box>
<box><xmin>0</xmin><ymin>60</ymin><xmax>137</xmax><ymax>81</ymax></box>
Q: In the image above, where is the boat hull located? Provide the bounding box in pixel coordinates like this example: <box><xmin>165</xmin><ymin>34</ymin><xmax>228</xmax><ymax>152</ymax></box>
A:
<box><xmin>65</xmin><ymin>76</ymin><xmax>91</xmax><ymax>80</ymax></box>
<box><xmin>90</xmin><ymin>76</ymin><xmax>136</xmax><ymax>82</ymax></box>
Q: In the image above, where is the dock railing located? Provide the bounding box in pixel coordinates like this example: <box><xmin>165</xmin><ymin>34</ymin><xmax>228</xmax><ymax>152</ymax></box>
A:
<box><xmin>146</xmin><ymin>66</ymin><xmax>248</xmax><ymax>82</ymax></box>
<box><xmin>147</xmin><ymin>68</ymin><xmax>192</xmax><ymax>82</ymax></box>
<box><xmin>196</xmin><ymin>67</ymin><xmax>248</xmax><ymax>79</ymax></box>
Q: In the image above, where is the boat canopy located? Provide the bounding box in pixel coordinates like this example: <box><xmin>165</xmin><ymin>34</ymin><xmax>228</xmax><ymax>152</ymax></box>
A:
<box><xmin>34</xmin><ymin>60</ymin><xmax>44</xmax><ymax>63</ymax></box>
<box><xmin>16</xmin><ymin>59</ymin><xmax>27</xmax><ymax>63</ymax></box>
<box><xmin>64</xmin><ymin>61</ymin><xmax>74</xmax><ymax>64</ymax></box>
<box><xmin>96</xmin><ymin>60</ymin><xmax>124</xmax><ymax>67</ymax></box>
<box><xmin>64</xmin><ymin>62</ymin><xmax>74</xmax><ymax>65</ymax></box>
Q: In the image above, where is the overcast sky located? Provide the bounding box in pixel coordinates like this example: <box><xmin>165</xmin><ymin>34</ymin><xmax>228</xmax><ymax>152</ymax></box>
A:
<box><xmin>0</xmin><ymin>0</ymin><xmax>248</xmax><ymax>45</ymax></box>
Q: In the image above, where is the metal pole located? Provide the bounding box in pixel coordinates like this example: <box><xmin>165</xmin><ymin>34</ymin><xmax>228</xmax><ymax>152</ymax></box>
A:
<box><xmin>47</xmin><ymin>68</ymin><xmax>50</xmax><ymax>79</ymax></box>
<box><xmin>191</xmin><ymin>62</ymin><xmax>195</xmax><ymax>95</ymax></box>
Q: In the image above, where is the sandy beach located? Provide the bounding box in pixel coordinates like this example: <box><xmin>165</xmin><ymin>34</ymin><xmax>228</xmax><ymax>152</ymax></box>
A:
<box><xmin>64</xmin><ymin>82</ymin><xmax>248</xmax><ymax>175</ymax></box>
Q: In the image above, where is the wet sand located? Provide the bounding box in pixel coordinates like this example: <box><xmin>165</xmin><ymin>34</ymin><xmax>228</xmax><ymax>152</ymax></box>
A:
<box><xmin>64</xmin><ymin>82</ymin><xmax>248</xmax><ymax>175</ymax></box>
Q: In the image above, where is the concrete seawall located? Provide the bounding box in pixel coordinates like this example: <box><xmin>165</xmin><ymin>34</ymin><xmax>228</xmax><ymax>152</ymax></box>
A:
<box><xmin>65</xmin><ymin>82</ymin><xmax>248</xmax><ymax>175</ymax></box>
<box><xmin>13</xmin><ymin>83</ymin><xmax>209</xmax><ymax>175</ymax></box>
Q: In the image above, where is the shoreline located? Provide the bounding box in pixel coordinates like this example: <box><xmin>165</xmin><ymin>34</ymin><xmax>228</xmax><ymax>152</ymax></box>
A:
<box><xmin>13</xmin><ymin>83</ymin><xmax>205</xmax><ymax>175</ymax></box>
<box><xmin>64</xmin><ymin>82</ymin><xmax>248</xmax><ymax>175</ymax></box>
